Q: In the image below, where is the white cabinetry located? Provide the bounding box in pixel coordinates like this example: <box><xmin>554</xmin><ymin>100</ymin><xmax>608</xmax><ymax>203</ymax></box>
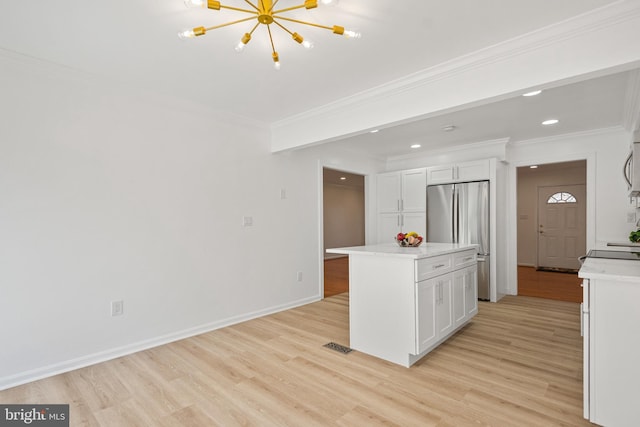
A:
<box><xmin>326</xmin><ymin>244</ymin><xmax>478</xmax><ymax>367</ymax></box>
<box><xmin>376</xmin><ymin>169</ymin><xmax>426</xmax><ymax>242</ymax></box>
<box><xmin>579</xmin><ymin>269</ymin><xmax>640</xmax><ymax>426</ymax></box>
<box><xmin>426</xmin><ymin>160</ymin><xmax>489</xmax><ymax>185</ymax></box>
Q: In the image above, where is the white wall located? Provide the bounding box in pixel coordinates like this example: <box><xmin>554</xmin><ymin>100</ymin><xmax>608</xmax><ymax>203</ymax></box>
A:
<box><xmin>323</xmin><ymin>184</ymin><xmax>365</xmax><ymax>258</ymax></box>
<box><xmin>0</xmin><ymin>54</ymin><xmax>382</xmax><ymax>389</ymax></box>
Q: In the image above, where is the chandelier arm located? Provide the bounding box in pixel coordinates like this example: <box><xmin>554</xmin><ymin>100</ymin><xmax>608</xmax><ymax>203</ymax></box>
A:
<box><xmin>204</xmin><ymin>16</ymin><xmax>258</xmax><ymax>31</ymax></box>
<box><xmin>273</xmin><ymin>4</ymin><xmax>306</xmax><ymax>14</ymax></box>
<box><xmin>248</xmin><ymin>22</ymin><xmax>260</xmax><ymax>35</ymax></box>
<box><xmin>242</xmin><ymin>0</ymin><xmax>259</xmax><ymax>11</ymax></box>
<box><xmin>266</xmin><ymin>24</ymin><xmax>277</xmax><ymax>54</ymax></box>
<box><xmin>272</xmin><ymin>16</ymin><xmax>334</xmax><ymax>31</ymax></box>
<box><xmin>219</xmin><ymin>4</ymin><xmax>258</xmax><ymax>14</ymax></box>
<box><xmin>272</xmin><ymin>19</ymin><xmax>294</xmax><ymax>36</ymax></box>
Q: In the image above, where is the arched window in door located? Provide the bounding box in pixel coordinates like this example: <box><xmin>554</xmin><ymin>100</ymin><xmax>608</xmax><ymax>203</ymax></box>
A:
<box><xmin>547</xmin><ymin>192</ymin><xmax>577</xmax><ymax>204</ymax></box>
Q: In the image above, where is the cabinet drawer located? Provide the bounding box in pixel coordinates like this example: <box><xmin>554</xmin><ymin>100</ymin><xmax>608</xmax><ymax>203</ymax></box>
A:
<box><xmin>416</xmin><ymin>254</ymin><xmax>453</xmax><ymax>282</ymax></box>
<box><xmin>454</xmin><ymin>250</ymin><xmax>477</xmax><ymax>267</ymax></box>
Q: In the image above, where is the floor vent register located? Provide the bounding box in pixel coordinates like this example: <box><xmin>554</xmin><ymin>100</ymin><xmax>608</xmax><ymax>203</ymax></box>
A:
<box><xmin>323</xmin><ymin>342</ymin><xmax>353</xmax><ymax>354</ymax></box>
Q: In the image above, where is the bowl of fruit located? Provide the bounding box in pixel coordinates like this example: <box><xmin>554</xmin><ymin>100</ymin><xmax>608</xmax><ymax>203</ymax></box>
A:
<box><xmin>396</xmin><ymin>231</ymin><xmax>423</xmax><ymax>247</ymax></box>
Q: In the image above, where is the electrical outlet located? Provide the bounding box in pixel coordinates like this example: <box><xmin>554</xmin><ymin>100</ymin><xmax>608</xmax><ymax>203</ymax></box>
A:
<box><xmin>296</xmin><ymin>271</ymin><xmax>303</xmax><ymax>282</ymax></box>
<box><xmin>242</xmin><ymin>216</ymin><xmax>253</xmax><ymax>227</ymax></box>
<box><xmin>111</xmin><ymin>300</ymin><xmax>124</xmax><ymax>316</ymax></box>
<box><xmin>628</xmin><ymin>211</ymin><xmax>637</xmax><ymax>224</ymax></box>
<box><xmin>280</xmin><ymin>188</ymin><xmax>287</xmax><ymax>199</ymax></box>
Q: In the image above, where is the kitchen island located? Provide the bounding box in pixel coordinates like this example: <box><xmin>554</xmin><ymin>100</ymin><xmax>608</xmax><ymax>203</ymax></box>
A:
<box><xmin>326</xmin><ymin>243</ymin><xmax>478</xmax><ymax>367</ymax></box>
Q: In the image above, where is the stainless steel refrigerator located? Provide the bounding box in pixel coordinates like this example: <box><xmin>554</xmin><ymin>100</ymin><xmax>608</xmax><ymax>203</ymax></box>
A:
<box><xmin>426</xmin><ymin>181</ymin><xmax>490</xmax><ymax>300</ymax></box>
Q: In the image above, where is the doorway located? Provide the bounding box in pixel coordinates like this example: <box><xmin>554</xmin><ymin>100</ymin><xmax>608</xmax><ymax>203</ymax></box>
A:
<box><xmin>516</xmin><ymin>160</ymin><xmax>586</xmax><ymax>303</ymax></box>
<box><xmin>322</xmin><ymin>168</ymin><xmax>365</xmax><ymax>297</ymax></box>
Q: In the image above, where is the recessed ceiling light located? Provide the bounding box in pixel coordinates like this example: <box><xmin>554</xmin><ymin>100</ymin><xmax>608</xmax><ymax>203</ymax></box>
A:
<box><xmin>523</xmin><ymin>90</ymin><xmax>542</xmax><ymax>97</ymax></box>
<box><xmin>370</xmin><ymin>129</ymin><xmax>379</xmax><ymax>133</ymax></box>
<box><xmin>411</xmin><ymin>144</ymin><xmax>421</xmax><ymax>149</ymax></box>
<box><xmin>442</xmin><ymin>125</ymin><xmax>456</xmax><ymax>132</ymax></box>
<box><xmin>542</xmin><ymin>119</ymin><xmax>559</xmax><ymax>126</ymax></box>
<box><xmin>530</xmin><ymin>165</ymin><xmax>539</xmax><ymax>169</ymax></box>
<box><xmin>340</xmin><ymin>176</ymin><xmax>347</xmax><ymax>180</ymax></box>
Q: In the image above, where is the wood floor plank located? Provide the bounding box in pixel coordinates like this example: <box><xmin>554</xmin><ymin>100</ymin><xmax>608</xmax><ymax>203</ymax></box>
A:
<box><xmin>0</xmin><ymin>294</ymin><xmax>594</xmax><ymax>426</ymax></box>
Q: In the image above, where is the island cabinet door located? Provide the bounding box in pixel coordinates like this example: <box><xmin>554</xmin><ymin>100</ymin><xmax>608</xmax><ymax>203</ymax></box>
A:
<box><xmin>453</xmin><ymin>270</ymin><xmax>466</xmax><ymax>327</ymax></box>
<box><xmin>463</xmin><ymin>265</ymin><xmax>478</xmax><ymax>317</ymax></box>
<box><xmin>416</xmin><ymin>279</ymin><xmax>438</xmax><ymax>354</ymax></box>
<box><xmin>416</xmin><ymin>274</ymin><xmax>454</xmax><ymax>354</ymax></box>
<box><xmin>436</xmin><ymin>275</ymin><xmax>454</xmax><ymax>338</ymax></box>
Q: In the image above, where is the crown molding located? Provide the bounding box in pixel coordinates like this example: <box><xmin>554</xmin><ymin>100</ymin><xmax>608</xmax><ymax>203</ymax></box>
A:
<box><xmin>508</xmin><ymin>125</ymin><xmax>627</xmax><ymax>147</ymax></box>
<box><xmin>387</xmin><ymin>138</ymin><xmax>510</xmax><ymax>163</ymax></box>
<box><xmin>0</xmin><ymin>47</ymin><xmax>269</xmax><ymax>132</ymax></box>
<box><xmin>272</xmin><ymin>0</ymin><xmax>640</xmax><ymax>151</ymax></box>
<box><xmin>275</xmin><ymin>1</ymin><xmax>640</xmax><ymax>129</ymax></box>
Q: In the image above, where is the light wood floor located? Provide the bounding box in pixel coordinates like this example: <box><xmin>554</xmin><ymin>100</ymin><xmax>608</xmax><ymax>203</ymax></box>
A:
<box><xmin>0</xmin><ymin>294</ymin><xmax>592</xmax><ymax>426</ymax></box>
<box><xmin>517</xmin><ymin>266</ymin><xmax>583</xmax><ymax>303</ymax></box>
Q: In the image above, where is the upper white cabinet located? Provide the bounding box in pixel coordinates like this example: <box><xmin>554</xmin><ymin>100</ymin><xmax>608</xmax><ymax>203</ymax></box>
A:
<box><xmin>377</xmin><ymin>168</ymin><xmax>426</xmax><ymax>213</ymax></box>
<box><xmin>426</xmin><ymin>160</ymin><xmax>490</xmax><ymax>185</ymax></box>
<box><xmin>376</xmin><ymin>168</ymin><xmax>426</xmax><ymax>242</ymax></box>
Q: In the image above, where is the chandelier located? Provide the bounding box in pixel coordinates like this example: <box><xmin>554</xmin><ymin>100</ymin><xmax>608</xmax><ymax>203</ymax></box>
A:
<box><xmin>178</xmin><ymin>0</ymin><xmax>361</xmax><ymax>70</ymax></box>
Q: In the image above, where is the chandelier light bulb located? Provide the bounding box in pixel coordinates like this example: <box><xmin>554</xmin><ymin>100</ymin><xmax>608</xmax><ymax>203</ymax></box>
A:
<box><xmin>302</xmin><ymin>39</ymin><xmax>314</xmax><ymax>49</ymax></box>
<box><xmin>272</xmin><ymin>52</ymin><xmax>281</xmax><ymax>70</ymax></box>
<box><xmin>184</xmin><ymin>0</ymin><xmax>206</xmax><ymax>8</ymax></box>
<box><xmin>177</xmin><ymin>28</ymin><xmax>196</xmax><ymax>40</ymax></box>
<box><xmin>343</xmin><ymin>29</ymin><xmax>361</xmax><ymax>39</ymax></box>
<box><xmin>234</xmin><ymin>33</ymin><xmax>251</xmax><ymax>52</ymax></box>
<box><xmin>320</xmin><ymin>0</ymin><xmax>339</xmax><ymax>5</ymax></box>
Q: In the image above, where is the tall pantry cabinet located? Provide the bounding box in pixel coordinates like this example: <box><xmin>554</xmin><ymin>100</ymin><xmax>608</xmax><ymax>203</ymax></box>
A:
<box><xmin>376</xmin><ymin>168</ymin><xmax>426</xmax><ymax>243</ymax></box>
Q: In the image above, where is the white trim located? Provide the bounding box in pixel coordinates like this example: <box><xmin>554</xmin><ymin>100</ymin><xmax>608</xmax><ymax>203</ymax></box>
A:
<box><xmin>0</xmin><ymin>295</ymin><xmax>320</xmax><ymax>391</ymax></box>
<box><xmin>509</xmin><ymin>126</ymin><xmax>627</xmax><ymax>147</ymax></box>
<box><xmin>387</xmin><ymin>138</ymin><xmax>510</xmax><ymax>163</ymax></box>
<box><xmin>317</xmin><ymin>161</ymin><xmax>372</xmax><ymax>299</ymax></box>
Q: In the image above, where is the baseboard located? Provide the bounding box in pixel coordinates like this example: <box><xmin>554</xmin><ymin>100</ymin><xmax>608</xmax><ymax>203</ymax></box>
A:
<box><xmin>0</xmin><ymin>295</ymin><xmax>321</xmax><ymax>391</ymax></box>
<box><xmin>517</xmin><ymin>263</ymin><xmax>536</xmax><ymax>267</ymax></box>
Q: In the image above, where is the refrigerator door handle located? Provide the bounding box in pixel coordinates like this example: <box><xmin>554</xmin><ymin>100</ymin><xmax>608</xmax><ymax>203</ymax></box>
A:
<box><xmin>451</xmin><ymin>187</ymin><xmax>458</xmax><ymax>243</ymax></box>
<box><xmin>455</xmin><ymin>187</ymin><xmax>460</xmax><ymax>243</ymax></box>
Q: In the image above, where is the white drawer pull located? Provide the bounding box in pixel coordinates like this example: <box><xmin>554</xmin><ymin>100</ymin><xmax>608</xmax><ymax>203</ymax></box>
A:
<box><xmin>432</xmin><ymin>264</ymin><xmax>446</xmax><ymax>269</ymax></box>
<box><xmin>463</xmin><ymin>256</ymin><xmax>473</xmax><ymax>262</ymax></box>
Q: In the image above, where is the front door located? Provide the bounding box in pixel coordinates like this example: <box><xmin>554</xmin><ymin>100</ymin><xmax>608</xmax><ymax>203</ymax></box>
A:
<box><xmin>537</xmin><ymin>185</ymin><xmax>586</xmax><ymax>271</ymax></box>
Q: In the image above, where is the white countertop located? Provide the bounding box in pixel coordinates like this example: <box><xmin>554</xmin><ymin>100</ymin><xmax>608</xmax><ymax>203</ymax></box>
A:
<box><xmin>326</xmin><ymin>242</ymin><xmax>478</xmax><ymax>259</ymax></box>
<box><xmin>579</xmin><ymin>257</ymin><xmax>640</xmax><ymax>282</ymax></box>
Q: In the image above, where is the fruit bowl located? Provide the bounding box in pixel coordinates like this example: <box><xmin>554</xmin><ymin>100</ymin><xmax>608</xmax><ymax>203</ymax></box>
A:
<box><xmin>395</xmin><ymin>232</ymin><xmax>423</xmax><ymax>247</ymax></box>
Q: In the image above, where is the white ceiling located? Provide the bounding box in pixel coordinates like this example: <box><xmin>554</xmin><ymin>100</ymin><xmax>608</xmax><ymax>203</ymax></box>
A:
<box><xmin>0</xmin><ymin>0</ymin><xmax>634</xmax><ymax>159</ymax></box>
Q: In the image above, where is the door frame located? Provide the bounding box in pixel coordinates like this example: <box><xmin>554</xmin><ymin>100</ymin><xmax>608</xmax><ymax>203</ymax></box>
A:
<box><xmin>317</xmin><ymin>160</ymin><xmax>372</xmax><ymax>299</ymax></box>
<box><xmin>507</xmin><ymin>153</ymin><xmax>595</xmax><ymax>296</ymax></box>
